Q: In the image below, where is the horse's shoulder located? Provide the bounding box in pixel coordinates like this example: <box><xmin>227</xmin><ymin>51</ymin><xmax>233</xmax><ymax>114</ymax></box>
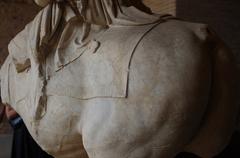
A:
<box><xmin>128</xmin><ymin>20</ymin><xmax>212</xmax><ymax>97</ymax></box>
<box><xmin>131</xmin><ymin>19</ymin><xmax>212</xmax><ymax>73</ymax></box>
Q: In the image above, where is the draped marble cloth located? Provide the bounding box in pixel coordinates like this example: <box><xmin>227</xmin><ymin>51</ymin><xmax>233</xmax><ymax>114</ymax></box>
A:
<box><xmin>0</xmin><ymin>0</ymin><xmax>171</xmax><ymax>121</ymax></box>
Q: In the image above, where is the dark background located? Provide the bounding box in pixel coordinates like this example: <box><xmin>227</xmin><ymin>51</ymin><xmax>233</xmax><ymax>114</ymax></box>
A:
<box><xmin>176</xmin><ymin>0</ymin><xmax>240</xmax><ymax>157</ymax></box>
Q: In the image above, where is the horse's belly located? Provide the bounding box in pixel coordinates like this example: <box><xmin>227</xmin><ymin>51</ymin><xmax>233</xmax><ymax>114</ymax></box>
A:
<box><xmin>19</xmin><ymin>95</ymin><xmax>87</xmax><ymax>158</ymax></box>
<box><xmin>11</xmin><ymin>70</ymin><xmax>206</xmax><ymax>158</ymax></box>
<box><xmin>17</xmin><ymin>91</ymin><xmax>204</xmax><ymax>158</ymax></box>
<box><xmin>80</xmin><ymin>96</ymin><xmax>203</xmax><ymax>158</ymax></box>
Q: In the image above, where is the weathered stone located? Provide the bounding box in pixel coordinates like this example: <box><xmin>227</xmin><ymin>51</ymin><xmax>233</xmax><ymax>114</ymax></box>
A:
<box><xmin>0</xmin><ymin>1</ymin><xmax>39</xmax><ymax>134</ymax></box>
<box><xmin>1</xmin><ymin>1</ymin><xmax>239</xmax><ymax>158</ymax></box>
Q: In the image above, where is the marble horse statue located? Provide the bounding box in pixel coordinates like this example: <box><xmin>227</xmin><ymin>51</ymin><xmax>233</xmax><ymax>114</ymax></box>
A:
<box><xmin>0</xmin><ymin>0</ymin><xmax>239</xmax><ymax>157</ymax></box>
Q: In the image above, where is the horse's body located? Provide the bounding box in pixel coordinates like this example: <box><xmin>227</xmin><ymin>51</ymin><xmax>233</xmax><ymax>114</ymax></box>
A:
<box><xmin>1</xmin><ymin>1</ymin><xmax>239</xmax><ymax>158</ymax></box>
